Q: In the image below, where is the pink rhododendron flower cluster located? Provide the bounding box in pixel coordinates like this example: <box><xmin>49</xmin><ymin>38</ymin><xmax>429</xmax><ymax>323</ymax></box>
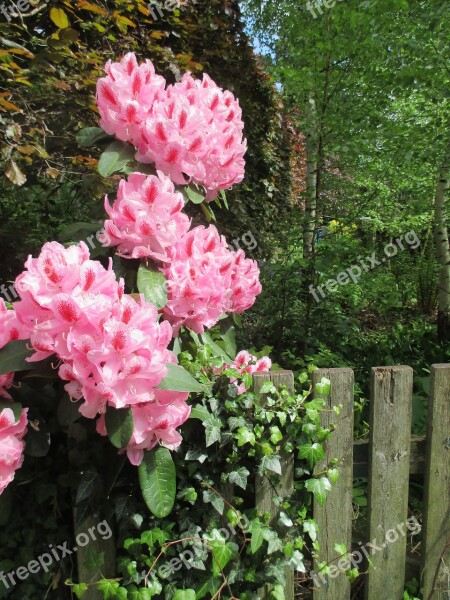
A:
<box><xmin>229</xmin><ymin>350</ymin><xmax>272</xmax><ymax>395</ymax></box>
<box><xmin>0</xmin><ymin>406</ymin><xmax>28</xmax><ymax>495</ymax></box>
<box><xmin>97</xmin><ymin>52</ymin><xmax>165</xmax><ymax>147</ymax></box>
<box><xmin>102</xmin><ymin>171</ymin><xmax>190</xmax><ymax>261</ymax></box>
<box><xmin>161</xmin><ymin>225</ymin><xmax>261</xmax><ymax>335</ymax></box>
<box><xmin>97</xmin><ymin>53</ymin><xmax>246</xmax><ymax>199</ymax></box>
<box><xmin>0</xmin><ymin>299</ymin><xmax>28</xmax><ymax>399</ymax></box>
<box><xmin>14</xmin><ymin>242</ymin><xmax>189</xmax><ymax>465</ymax></box>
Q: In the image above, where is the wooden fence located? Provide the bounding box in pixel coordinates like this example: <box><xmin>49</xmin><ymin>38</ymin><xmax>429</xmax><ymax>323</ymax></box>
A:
<box><xmin>254</xmin><ymin>365</ymin><xmax>450</xmax><ymax>600</ymax></box>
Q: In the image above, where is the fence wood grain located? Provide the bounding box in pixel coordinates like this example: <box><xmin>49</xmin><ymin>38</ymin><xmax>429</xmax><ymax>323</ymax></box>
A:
<box><xmin>365</xmin><ymin>366</ymin><xmax>413</xmax><ymax>600</ymax></box>
<box><xmin>312</xmin><ymin>368</ymin><xmax>354</xmax><ymax>600</ymax></box>
<box><xmin>421</xmin><ymin>364</ymin><xmax>450</xmax><ymax>599</ymax></box>
<box><xmin>253</xmin><ymin>371</ymin><xmax>295</xmax><ymax>600</ymax></box>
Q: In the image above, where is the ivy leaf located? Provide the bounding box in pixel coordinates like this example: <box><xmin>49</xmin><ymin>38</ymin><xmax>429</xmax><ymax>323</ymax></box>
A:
<box><xmin>190</xmin><ymin>405</ymin><xmax>210</xmax><ymax>422</ymax></box>
<box><xmin>260</xmin><ymin>454</ymin><xmax>282</xmax><ymax>475</ymax></box>
<box><xmin>138</xmin><ymin>448</ymin><xmax>176</xmax><ymax>518</ymax></box>
<box><xmin>137</xmin><ymin>265</ymin><xmax>168</xmax><ymax>310</ymax></box>
<box><xmin>298</xmin><ymin>442</ymin><xmax>325</xmax><ymax>467</ymax></box>
<box><xmin>250</xmin><ymin>520</ymin><xmax>265</xmax><ymax>554</ymax></box>
<box><xmin>203</xmin><ymin>490</ymin><xmax>225</xmax><ymax>515</ymax></box>
<box><xmin>208</xmin><ymin>534</ymin><xmax>238</xmax><ymax>576</ymax></box>
<box><xmin>105</xmin><ymin>406</ymin><xmax>134</xmax><ymax>449</ymax></box>
<box><xmin>0</xmin><ymin>340</ymin><xmax>35</xmax><ymax>374</ymax></box>
<box><xmin>305</xmin><ymin>477</ymin><xmax>332</xmax><ymax>506</ymax></box>
<box><xmin>173</xmin><ymin>590</ymin><xmax>196</xmax><ymax>600</ymax></box>
<box><xmin>271</xmin><ymin>584</ymin><xmax>285</xmax><ymax>600</ymax></box>
<box><xmin>158</xmin><ymin>363</ymin><xmax>203</xmax><ymax>392</ymax></box>
<box><xmin>204</xmin><ymin>415</ymin><xmax>222</xmax><ymax>447</ymax></box>
<box><xmin>228</xmin><ymin>467</ymin><xmax>250</xmax><ymax>490</ymax></box>
<box><xmin>72</xmin><ymin>583</ymin><xmax>88</xmax><ymax>598</ymax></box>
<box><xmin>96</xmin><ymin>580</ymin><xmax>121</xmax><ymax>599</ymax></box>
<box><xmin>76</xmin><ymin>470</ymin><xmax>98</xmax><ymax>504</ymax></box>
<box><xmin>98</xmin><ymin>141</ymin><xmax>135</xmax><ymax>177</ymax></box>
<box><xmin>303</xmin><ymin>519</ymin><xmax>318</xmax><ymax>542</ymax></box>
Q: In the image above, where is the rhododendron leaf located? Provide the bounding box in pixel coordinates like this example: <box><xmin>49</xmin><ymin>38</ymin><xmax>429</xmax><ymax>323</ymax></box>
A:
<box><xmin>98</xmin><ymin>141</ymin><xmax>135</xmax><ymax>177</ymax></box>
<box><xmin>0</xmin><ymin>401</ymin><xmax>23</xmax><ymax>423</ymax></box>
<box><xmin>185</xmin><ymin>185</ymin><xmax>205</xmax><ymax>204</ymax></box>
<box><xmin>138</xmin><ymin>448</ymin><xmax>176</xmax><ymax>518</ymax></box>
<box><xmin>201</xmin><ymin>332</ymin><xmax>232</xmax><ymax>360</ymax></box>
<box><xmin>105</xmin><ymin>406</ymin><xmax>134</xmax><ymax>449</ymax></box>
<box><xmin>157</xmin><ymin>363</ymin><xmax>203</xmax><ymax>392</ymax></box>
<box><xmin>76</xmin><ymin>127</ymin><xmax>111</xmax><ymax>148</ymax></box>
<box><xmin>137</xmin><ymin>265</ymin><xmax>168</xmax><ymax>310</ymax></box>
<box><xmin>0</xmin><ymin>340</ymin><xmax>34</xmax><ymax>375</ymax></box>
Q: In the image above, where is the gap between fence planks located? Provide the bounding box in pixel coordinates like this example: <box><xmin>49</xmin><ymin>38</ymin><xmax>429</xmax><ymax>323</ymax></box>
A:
<box><xmin>312</xmin><ymin>368</ymin><xmax>354</xmax><ymax>600</ymax></box>
<box><xmin>365</xmin><ymin>366</ymin><xmax>413</xmax><ymax>600</ymax></box>
<box><xmin>253</xmin><ymin>371</ymin><xmax>295</xmax><ymax>600</ymax></box>
<box><xmin>421</xmin><ymin>364</ymin><xmax>450</xmax><ymax>599</ymax></box>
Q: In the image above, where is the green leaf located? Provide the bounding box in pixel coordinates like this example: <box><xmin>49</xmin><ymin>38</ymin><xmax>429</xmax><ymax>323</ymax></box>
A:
<box><xmin>305</xmin><ymin>477</ymin><xmax>332</xmax><ymax>506</ymax></box>
<box><xmin>76</xmin><ymin>471</ymin><xmax>98</xmax><ymax>504</ymax></box>
<box><xmin>105</xmin><ymin>406</ymin><xmax>134</xmax><ymax>449</ymax></box>
<box><xmin>72</xmin><ymin>583</ymin><xmax>88</xmax><ymax>599</ymax></box>
<box><xmin>298</xmin><ymin>442</ymin><xmax>325</xmax><ymax>467</ymax></box>
<box><xmin>260</xmin><ymin>454</ymin><xmax>282</xmax><ymax>475</ymax></box>
<box><xmin>190</xmin><ymin>405</ymin><xmax>211</xmax><ymax>421</ymax></box>
<box><xmin>137</xmin><ymin>265</ymin><xmax>168</xmax><ymax>310</ymax></box>
<box><xmin>96</xmin><ymin>580</ymin><xmax>121</xmax><ymax>599</ymax></box>
<box><xmin>208</xmin><ymin>535</ymin><xmax>238</xmax><ymax>576</ymax></box>
<box><xmin>185</xmin><ymin>185</ymin><xmax>205</xmax><ymax>204</ymax></box>
<box><xmin>138</xmin><ymin>448</ymin><xmax>176</xmax><ymax>518</ymax></box>
<box><xmin>271</xmin><ymin>584</ymin><xmax>285</xmax><ymax>600</ymax></box>
<box><xmin>98</xmin><ymin>141</ymin><xmax>135</xmax><ymax>177</ymax></box>
<box><xmin>201</xmin><ymin>332</ymin><xmax>232</xmax><ymax>360</ymax></box>
<box><xmin>204</xmin><ymin>415</ymin><xmax>222</xmax><ymax>447</ymax></box>
<box><xmin>0</xmin><ymin>340</ymin><xmax>34</xmax><ymax>375</ymax></box>
<box><xmin>76</xmin><ymin>127</ymin><xmax>110</xmax><ymax>148</ymax></box>
<box><xmin>173</xmin><ymin>591</ymin><xmax>196</xmax><ymax>600</ymax></box>
<box><xmin>228</xmin><ymin>467</ymin><xmax>250</xmax><ymax>490</ymax></box>
<box><xmin>157</xmin><ymin>363</ymin><xmax>204</xmax><ymax>392</ymax></box>
<box><xmin>250</xmin><ymin>521</ymin><xmax>265</xmax><ymax>554</ymax></box>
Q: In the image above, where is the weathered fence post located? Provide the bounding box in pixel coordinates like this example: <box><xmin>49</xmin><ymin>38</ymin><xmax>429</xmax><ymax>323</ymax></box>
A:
<box><xmin>421</xmin><ymin>364</ymin><xmax>450</xmax><ymax>599</ymax></box>
<box><xmin>253</xmin><ymin>371</ymin><xmax>295</xmax><ymax>600</ymax></box>
<box><xmin>69</xmin><ymin>423</ymin><xmax>116</xmax><ymax>600</ymax></box>
<box><xmin>312</xmin><ymin>368</ymin><xmax>354</xmax><ymax>600</ymax></box>
<box><xmin>365</xmin><ymin>366</ymin><xmax>413</xmax><ymax>600</ymax></box>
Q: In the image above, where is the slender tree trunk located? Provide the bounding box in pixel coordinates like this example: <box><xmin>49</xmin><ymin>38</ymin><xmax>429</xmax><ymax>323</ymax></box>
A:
<box><xmin>303</xmin><ymin>96</ymin><xmax>318</xmax><ymax>260</ymax></box>
<box><xmin>434</xmin><ymin>145</ymin><xmax>450</xmax><ymax>343</ymax></box>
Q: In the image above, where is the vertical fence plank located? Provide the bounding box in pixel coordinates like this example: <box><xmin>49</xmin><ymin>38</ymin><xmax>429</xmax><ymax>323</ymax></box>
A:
<box><xmin>365</xmin><ymin>366</ymin><xmax>413</xmax><ymax>600</ymax></box>
<box><xmin>312</xmin><ymin>368</ymin><xmax>354</xmax><ymax>600</ymax></box>
<box><xmin>254</xmin><ymin>371</ymin><xmax>295</xmax><ymax>600</ymax></box>
<box><xmin>421</xmin><ymin>364</ymin><xmax>450</xmax><ymax>599</ymax></box>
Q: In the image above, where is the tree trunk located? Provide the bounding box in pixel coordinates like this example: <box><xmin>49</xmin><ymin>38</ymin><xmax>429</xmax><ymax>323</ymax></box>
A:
<box><xmin>434</xmin><ymin>145</ymin><xmax>450</xmax><ymax>343</ymax></box>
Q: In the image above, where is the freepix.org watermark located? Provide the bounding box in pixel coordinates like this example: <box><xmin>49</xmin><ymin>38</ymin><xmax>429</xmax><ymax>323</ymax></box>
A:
<box><xmin>309</xmin><ymin>230</ymin><xmax>421</xmax><ymax>303</ymax></box>
<box><xmin>0</xmin><ymin>0</ymin><xmax>48</xmax><ymax>22</ymax></box>
<box><xmin>311</xmin><ymin>515</ymin><xmax>421</xmax><ymax>588</ymax></box>
<box><xmin>306</xmin><ymin>0</ymin><xmax>343</xmax><ymax>19</ymax></box>
<box><xmin>0</xmin><ymin>520</ymin><xmax>112</xmax><ymax>590</ymax></box>
<box><xmin>147</xmin><ymin>0</ymin><xmax>197</xmax><ymax>21</ymax></box>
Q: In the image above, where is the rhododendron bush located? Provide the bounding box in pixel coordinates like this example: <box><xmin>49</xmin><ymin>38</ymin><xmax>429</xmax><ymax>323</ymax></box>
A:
<box><xmin>0</xmin><ymin>53</ymin><xmax>270</xmax><ymax>515</ymax></box>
